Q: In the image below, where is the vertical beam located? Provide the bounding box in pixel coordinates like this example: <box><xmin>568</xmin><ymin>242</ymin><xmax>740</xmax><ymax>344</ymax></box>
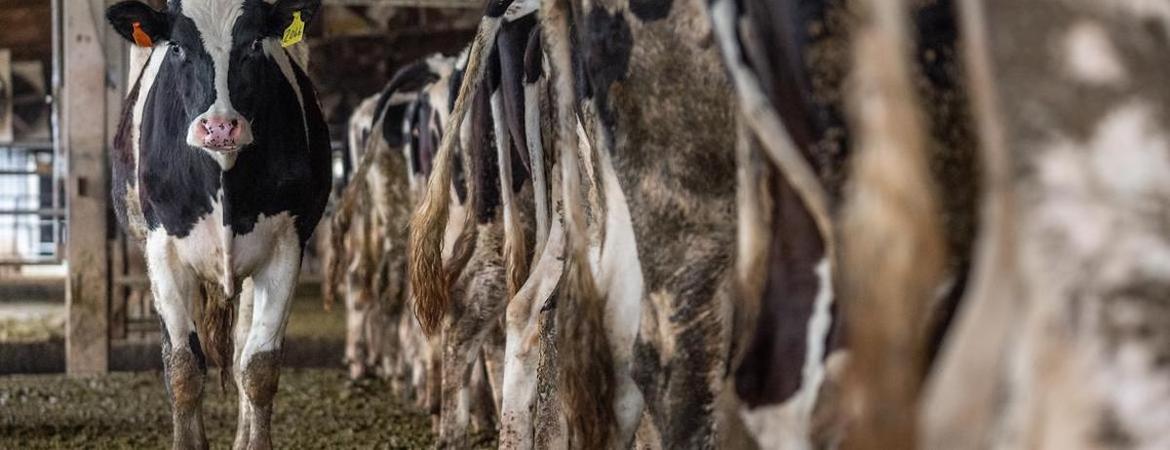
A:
<box><xmin>63</xmin><ymin>0</ymin><xmax>110</xmax><ymax>375</ymax></box>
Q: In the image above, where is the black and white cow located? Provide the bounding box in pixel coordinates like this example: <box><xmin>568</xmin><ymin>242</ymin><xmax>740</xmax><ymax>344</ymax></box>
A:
<box><xmin>106</xmin><ymin>1</ymin><xmax>330</xmax><ymax>448</ymax></box>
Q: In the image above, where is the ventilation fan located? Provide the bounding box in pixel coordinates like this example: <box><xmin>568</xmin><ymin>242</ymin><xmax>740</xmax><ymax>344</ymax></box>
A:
<box><xmin>9</xmin><ymin>62</ymin><xmax>48</xmax><ymax>143</ymax></box>
<box><xmin>0</xmin><ymin>50</ymin><xmax>49</xmax><ymax>144</ymax></box>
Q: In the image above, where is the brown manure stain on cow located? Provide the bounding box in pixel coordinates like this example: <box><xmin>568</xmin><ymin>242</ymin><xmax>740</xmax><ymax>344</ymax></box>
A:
<box><xmin>0</xmin><ymin>369</ymin><xmax>496</xmax><ymax>449</ymax></box>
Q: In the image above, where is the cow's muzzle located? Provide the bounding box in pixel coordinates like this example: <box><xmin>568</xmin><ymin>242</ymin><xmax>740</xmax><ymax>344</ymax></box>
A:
<box><xmin>190</xmin><ymin>115</ymin><xmax>253</xmax><ymax>152</ymax></box>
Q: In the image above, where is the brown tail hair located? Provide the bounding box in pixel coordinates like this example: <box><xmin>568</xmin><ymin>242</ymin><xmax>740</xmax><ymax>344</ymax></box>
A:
<box><xmin>543</xmin><ymin>0</ymin><xmax>616</xmax><ymax>446</ymax></box>
<box><xmin>408</xmin><ymin>17</ymin><xmax>504</xmax><ymax>336</ymax></box>
<box><xmin>495</xmin><ymin>98</ymin><xmax>530</xmax><ymax>298</ymax></box>
<box><xmin>199</xmin><ymin>281</ymin><xmax>237</xmax><ymax>389</ymax></box>
<box><xmin>839</xmin><ymin>1</ymin><xmax>946</xmax><ymax>448</ymax></box>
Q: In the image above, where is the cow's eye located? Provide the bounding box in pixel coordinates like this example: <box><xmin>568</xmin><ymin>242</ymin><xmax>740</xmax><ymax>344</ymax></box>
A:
<box><xmin>169</xmin><ymin>43</ymin><xmax>186</xmax><ymax>61</ymax></box>
<box><xmin>250</xmin><ymin>39</ymin><xmax>264</xmax><ymax>53</ymax></box>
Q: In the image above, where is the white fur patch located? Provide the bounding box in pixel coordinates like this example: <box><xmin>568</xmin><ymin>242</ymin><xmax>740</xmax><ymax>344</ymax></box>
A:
<box><xmin>1064</xmin><ymin>22</ymin><xmax>1126</xmax><ymax>85</ymax></box>
<box><xmin>596</xmin><ymin>142</ymin><xmax>645</xmax><ymax>444</ymax></box>
<box><xmin>797</xmin><ymin>258</ymin><xmax>833</xmax><ymax>412</ymax></box>
<box><xmin>503</xmin><ymin>0</ymin><xmax>539</xmax><ymax>21</ymax></box>
<box><xmin>524</xmin><ymin>83</ymin><xmax>549</xmax><ymax>256</ymax></box>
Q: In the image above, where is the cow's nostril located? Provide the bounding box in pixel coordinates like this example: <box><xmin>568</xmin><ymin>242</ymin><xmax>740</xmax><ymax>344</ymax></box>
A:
<box><xmin>201</xmin><ymin>118</ymin><xmax>208</xmax><ymax>124</ymax></box>
<box><xmin>230</xmin><ymin>119</ymin><xmax>238</xmax><ymax>127</ymax></box>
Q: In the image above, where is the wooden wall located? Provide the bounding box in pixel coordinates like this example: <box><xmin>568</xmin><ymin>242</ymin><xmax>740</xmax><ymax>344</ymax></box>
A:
<box><xmin>0</xmin><ymin>0</ymin><xmax>53</xmax><ymax>65</ymax></box>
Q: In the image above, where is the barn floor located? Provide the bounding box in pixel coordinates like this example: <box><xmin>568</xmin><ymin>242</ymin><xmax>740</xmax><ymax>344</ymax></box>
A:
<box><xmin>0</xmin><ymin>282</ymin><xmax>497</xmax><ymax>448</ymax></box>
<box><xmin>0</xmin><ymin>368</ymin><xmax>500</xmax><ymax>448</ymax></box>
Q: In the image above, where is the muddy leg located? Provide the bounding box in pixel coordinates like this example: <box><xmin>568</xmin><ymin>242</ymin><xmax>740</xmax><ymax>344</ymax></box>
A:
<box><xmin>344</xmin><ymin>282</ymin><xmax>370</xmax><ymax>379</ymax></box>
<box><xmin>470</xmin><ymin>353</ymin><xmax>498</xmax><ymax>431</ymax></box>
<box><xmin>146</xmin><ymin>235</ymin><xmax>208</xmax><ymax>450</ymax></box>
<box><xmin>500</xmin><ymin>216</ymin><xmax>564</xmax><ymax>449</ymax></box>
<box><xmin>233</xmin><ymin>279</ymin><xmax>255</xmax><ymax>450</ymax></box>
<box><xmin>439</xmin><ymin>320</ymin><xmax>481</xmax><ymax>449</ymax></box>
<box><xmin>238</xmin><ymin>234</ymin><xmax>301</xmax><ymax>450</ymax></box>
<box><xmin>482</xmin><ymin>321</ymin><xmax>505</xmax><ymax>415</ymax></box>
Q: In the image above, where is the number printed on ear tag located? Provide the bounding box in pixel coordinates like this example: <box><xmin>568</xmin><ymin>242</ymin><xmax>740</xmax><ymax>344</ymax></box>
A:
<box><xmin>281</xmin><ymin>11</ymin><xmax>305</xmax><ymax>48</ymax></box>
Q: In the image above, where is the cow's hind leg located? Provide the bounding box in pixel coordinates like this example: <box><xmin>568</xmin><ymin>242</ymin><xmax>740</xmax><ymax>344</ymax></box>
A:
<box><xmin>439</xmin><ymin>224</ymin><xmax>506</xmax><ymax>448</ymax></box>
<box><xmin>238</xmin><ymin>233</ymin><xmax>302</xmax><ymax>450</ymax></box>
<box><xmin>147</xmin><ymin>235</ymin><xmax>208</xmax><ymax>450</ymax></box>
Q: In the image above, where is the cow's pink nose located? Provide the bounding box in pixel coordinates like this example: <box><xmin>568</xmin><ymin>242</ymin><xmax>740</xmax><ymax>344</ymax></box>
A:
<box><xmin>194</xmin><ymin>116</ymin><xmax>243</xmax><ymax>150</ymax></box>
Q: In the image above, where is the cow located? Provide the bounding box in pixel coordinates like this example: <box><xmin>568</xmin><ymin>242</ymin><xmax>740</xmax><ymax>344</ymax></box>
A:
<box><xmin>332</xmin><ymin>50</ymin><xmax>518</xmax><ymax>439</ymax></box>
<box><xmin>708</xmin><ymin>0</ymin><xmax>976</xmax><ymax>446</ymax></box>
<box><xmin>105</xmin><ymin>1</ymin><xmax>330</xmax><ymax>448</ymax></box>
<box><xmin>410</xmin><ymin>0</ymin><xmax>742</xmax><ymax>447</ymax></box>
<box><xmin>327</xmin><ymin>71</ymin><xmax>426</xmax><ymax>382</ymax></box>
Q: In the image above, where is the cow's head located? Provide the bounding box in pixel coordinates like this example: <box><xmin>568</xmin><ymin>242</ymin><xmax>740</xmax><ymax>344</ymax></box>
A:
<box><xmin>107</xmin><ymin>0</ymin><xmax>320</xmax><ymax>169</ymax></box>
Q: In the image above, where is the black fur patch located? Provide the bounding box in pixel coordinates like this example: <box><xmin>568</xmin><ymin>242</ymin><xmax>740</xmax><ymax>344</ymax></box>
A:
<box><xmin>470</xmin><ymin>84</ymin><xmax>501</xmax><ymax>223</ymax></box>
<box><xmin>106</xmin><ymin>1</ymin><xmax>170</xmax><ymax>44</ymax></box>
<box><xmin>188</xmin><ymin>331</ymin><xmax>207</xmax><ymax>372</ymax></box>
<box><xmin>415</xmin><ymin>99</ymin><xmax>436</xmax><ymax>176</ymax></box>
<box><xmin>377</xmin><ymin>60</ymin><xmax>440</xmax><ymax>148</ymax></box>
<box><xmin>498</xmin><ymin>15</ymin><xmax>537</xmax><ymax>177</ymax></box>
<box><xmin>380</xmin><ymin>102</ymin><xmax>410</xmax><ymax>148</ymax></box>
<box><xmin>584</xmin><ymin>8</ymin><xmax>633</xmax><ymax>131</ymax></box>
<box><xmin>630</xmin><ymin>0</ymin><xmax>672</xmax><ymax>22</ymax></box>
<box><xmin>448</xmin><ymin>67</ymin><xmax>465</xmax><ymax>112</ymax></box>
<box><xmin>523</xmin><ymin>26</ymin><xmax>542</xmax><ymax>84</ymax></box>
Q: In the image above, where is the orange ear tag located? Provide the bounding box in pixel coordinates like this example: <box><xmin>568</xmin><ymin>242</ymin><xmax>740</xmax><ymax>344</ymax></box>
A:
<box><xmin>132</xmin><ymin>21</ymin><xmax>153</xmax><ymax>47</ymax></box>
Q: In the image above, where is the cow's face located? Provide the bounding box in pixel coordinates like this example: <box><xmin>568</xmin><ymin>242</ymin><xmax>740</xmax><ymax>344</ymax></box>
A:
<box><xmin>107</xmin><ymin>0</ymin><xmax>319</xmax><ymax>168</ymax></box>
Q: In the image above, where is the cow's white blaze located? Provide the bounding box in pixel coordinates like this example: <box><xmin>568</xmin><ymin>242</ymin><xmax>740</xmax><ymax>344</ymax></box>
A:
<box><xmin>182</xmin><ymin>0</ymin><xmax>252</xmax><ymax>169</ymax></box>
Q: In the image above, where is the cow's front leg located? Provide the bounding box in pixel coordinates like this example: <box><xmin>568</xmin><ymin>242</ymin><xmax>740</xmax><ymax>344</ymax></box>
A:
<box><xmin>233</xmin><ymin>279</ymin><xmax>255</xmax><ymax>450</ymax></box>
<box><xmin>237</xmin><ymin>233</ymin><xmax>301</xmax><ymax>450</ymax></box>
<box><xmin>146</xmin><ymin>235</ymin><xmax>208</xmax><ymax>450</ymax></box>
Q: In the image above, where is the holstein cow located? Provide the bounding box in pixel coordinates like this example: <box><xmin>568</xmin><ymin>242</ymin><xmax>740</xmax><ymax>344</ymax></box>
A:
<box><xmin>334</xmin><ymin>51</ymin><xmax>510</xmax><ymax>437</ymax></box>
<box><xmin>106</xmin><ymin>1</ymin><xmax>330</xmax><ymax>448</ymax></box>
<box><xmin>413</xmin><ymin>0</ymin><xmax>742</xmax><ymax>447</ymax></box>
<box><xmin>708</xmin><ymin>0</ymin><xmax>975</xmax><ymax>446</ymax></box>
<box><xmin>395</xmin><ymin>1</ymin><xmax>553</xmax><ymax>446</ymax></box>
<box><xmin>327</xmin><ymin>71</ymin><xmax>426</xmax><ymax>382</ymax></box>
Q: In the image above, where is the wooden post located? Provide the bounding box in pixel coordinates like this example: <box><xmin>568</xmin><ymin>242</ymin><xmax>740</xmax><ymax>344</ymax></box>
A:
<box><xmin>63</xmin><ymin>0</ymin><xmax>110</xmax><ymax>375</ymax></box>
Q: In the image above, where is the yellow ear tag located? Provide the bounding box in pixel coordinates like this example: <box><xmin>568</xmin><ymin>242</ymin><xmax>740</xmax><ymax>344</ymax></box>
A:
<box><xmin>281</xmin><ymin>11</ymin><xmax>304</xmax><ymax>48</ymax></box>
<box><xmin>132</xmin><ymin>21</ymin><xmax>153</xmax><ymax>47</ymax></box>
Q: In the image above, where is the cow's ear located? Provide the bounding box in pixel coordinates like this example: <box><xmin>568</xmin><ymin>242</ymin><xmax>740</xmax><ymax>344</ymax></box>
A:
<box><xmin>267</xmin><ymin>0</ymin><xmax>321</xmax><ymax>44</ymax></box>
<box><xmin>106</xmin><ymin>1</ymin><xmax>169</xmax><ymax>47</ymax></box>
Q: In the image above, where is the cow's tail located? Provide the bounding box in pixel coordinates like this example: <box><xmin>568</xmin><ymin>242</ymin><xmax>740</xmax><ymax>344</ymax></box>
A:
<box><xmin>493</xmin><ymin>93</ymin><xmax>530</xmax><ymax>298</ymax></box>
<box><xmin>709</xmin><ymin>0</ymin><xmax>836</xmax><ymax>265</ymax></box>
<box><xmin>200</xmin><ymin>281</ymin><xmax>236</xmax><ymax>389</ymax></box>
<box><xmin>324</xmin><ymin>143</ymin><xmax>377</xmax><ymax>310</ymax></box>
<box><xmin>838</xmin><ymin>0</ymin><xmax>946</xmax><ymax>446</ymax></box>
<box><xmin>543</xmin><ymin>0</ymin><xmax>616</xmax><ymax>446</ymax></box>
<box><xmin>408</xmin><ymin>15</ymin><xmax>503</xmax><ymax>336</ymax></box>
